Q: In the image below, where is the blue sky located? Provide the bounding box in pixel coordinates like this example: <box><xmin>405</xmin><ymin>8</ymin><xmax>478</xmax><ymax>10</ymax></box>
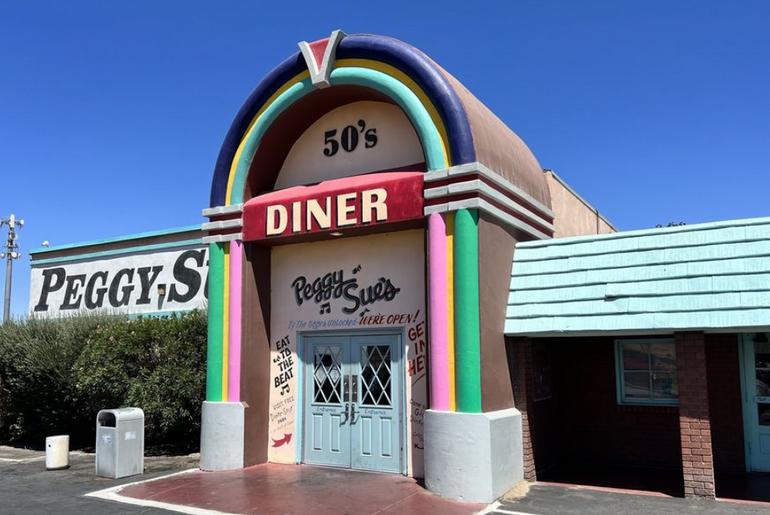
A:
<box><xmin>2</xmin><ymin>1</ymin><xmax>769</xmax><ymax>316</ymax></box>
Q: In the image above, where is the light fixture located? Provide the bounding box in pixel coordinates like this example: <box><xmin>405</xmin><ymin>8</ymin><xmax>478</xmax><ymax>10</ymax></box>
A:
<box><xmin>330</xmin><ymin>231</ymin><xmax>343</xmax><ymax>237</ymax></box>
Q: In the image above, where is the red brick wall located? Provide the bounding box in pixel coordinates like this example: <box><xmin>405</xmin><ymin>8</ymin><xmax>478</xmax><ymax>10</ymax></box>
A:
<box><xmin>511</xmin><ymin>334</ymin><xmax>743</xmax><ymax>494</ymax></box>
<box><xmin>509</xmin><ymin>337</ymin><xmax>537</xmax><ymax>481</ymax></box>
<box><xmin>550</xmin><ymin>338</ymin><xmax>682</xmax><ymax>470</ymax></box>
<box><xmin>532</xmin><ymin>396</ymin><xmax>559</xmax><ymax>475</ymax></box>
<box><xmin>676</xmin><ymin>332</ymin><xmax>715</xmax><ymax>498</ymax></box>
<box><xmin>705</xmin><ymin>334</ymin><xmax>745</xmax><ymax>475</ymax></box>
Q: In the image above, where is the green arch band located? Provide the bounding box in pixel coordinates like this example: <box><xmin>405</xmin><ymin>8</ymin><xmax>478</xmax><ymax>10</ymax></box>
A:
<box><xmin>206</xmin><ymin>242</ymin><xmax>225</xmax><ymax>401</ymax></box>
<box><xmin>230</xmin><ymin>80</ymin><xmax>311</xmax><ymax>205</ymax></box>
<box><xmin>229</xmin><ymin>67</ymin><xmax>447</xmax><ymax>204</ymax></box>
<box><xmin>454</xmin><ymin>208</ymin><xmax>482</xmax><ymax>412</ymax></box>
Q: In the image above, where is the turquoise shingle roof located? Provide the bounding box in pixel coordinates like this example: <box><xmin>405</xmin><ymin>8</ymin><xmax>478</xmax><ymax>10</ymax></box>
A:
<box><xmin>505</xmin><ymin>217</ymin><xmax>770</xmax><ymax>336</ymax></box>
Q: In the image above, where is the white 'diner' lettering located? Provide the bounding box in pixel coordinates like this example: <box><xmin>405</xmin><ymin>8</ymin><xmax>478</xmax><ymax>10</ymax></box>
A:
<box><xmin>266</xmin><ymin>188</ymin><xmax>388</xmax><ymax>236</ymax></box>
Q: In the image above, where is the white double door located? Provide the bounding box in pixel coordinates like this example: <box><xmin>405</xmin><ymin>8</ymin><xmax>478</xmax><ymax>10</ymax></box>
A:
<box><xmin>303</xmin><ymin>334</ymin><xmax>402</xmax><ymax>473</ymax></box>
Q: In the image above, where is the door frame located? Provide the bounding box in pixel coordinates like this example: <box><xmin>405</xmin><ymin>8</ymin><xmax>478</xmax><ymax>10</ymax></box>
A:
<box><xmin>739</xmin><ymin>333</ymin><xmax>752</xmax><ymax>472</ymax></box>
<box><xmin>295</xmin><ymin>328</ymin><xmax>409</xmax><ymax>475</ymax></box>
<box><xmin>739</xmin><ymin>332</ymin><xmax>770</xmax><ymax>472</ymax></box>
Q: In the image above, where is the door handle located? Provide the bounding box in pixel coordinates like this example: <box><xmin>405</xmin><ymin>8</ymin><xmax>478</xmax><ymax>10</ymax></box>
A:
<box><xmin>351</xmin><ymin>374</ymin><xmax>358</xmax><ymax>403</ymax></box>
<box><xmin>350</xmin><ymin>373</ymin><xmax>358</xmax><ymax>423</ymax></box>
<box><xmin>341</xmin><ymin>402</ymin><xmax>350</xmax><ymax>424</ymax></box>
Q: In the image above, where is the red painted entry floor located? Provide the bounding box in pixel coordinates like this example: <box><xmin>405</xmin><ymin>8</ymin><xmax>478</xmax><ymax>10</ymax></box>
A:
<box><xmin>117</xmin><ymin>463</ymin><xmax>485</xmax><ymax>515</ymax></box>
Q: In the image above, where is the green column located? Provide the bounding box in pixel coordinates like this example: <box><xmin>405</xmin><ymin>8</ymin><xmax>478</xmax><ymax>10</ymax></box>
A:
<box><xmin>206</xmin><ymin>242</ymin><xmax>225</xmax><ymax>402</ymax></box>
<box><xmin>454</xmin><ymin>208</ymin><xmax>482</xmax><ymax>412</ymax></box>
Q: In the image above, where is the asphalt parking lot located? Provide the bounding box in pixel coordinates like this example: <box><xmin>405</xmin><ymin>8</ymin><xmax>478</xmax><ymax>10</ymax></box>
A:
<box><xmin>0</xmin><ymin>446</ymin><xmax>196</xmax><ymax>514</ymax></box>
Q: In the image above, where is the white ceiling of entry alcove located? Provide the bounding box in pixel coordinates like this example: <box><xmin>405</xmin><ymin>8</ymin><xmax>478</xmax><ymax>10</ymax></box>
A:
<box><xmin>274</xmin><ymin>101</ymin><xmax>425</xmax><ymax>190</ymax></box>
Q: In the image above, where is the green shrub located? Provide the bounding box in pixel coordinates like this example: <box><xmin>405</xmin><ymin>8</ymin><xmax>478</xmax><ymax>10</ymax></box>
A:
<box><xmin>0</xmin><ymin>311</ymin><xmax>206</xmax><ymax>452</ymax></box>
<box><xmin>0</xmin><ymin>314</ymin><xmax>106</xmax><ymax>446</ymax></box>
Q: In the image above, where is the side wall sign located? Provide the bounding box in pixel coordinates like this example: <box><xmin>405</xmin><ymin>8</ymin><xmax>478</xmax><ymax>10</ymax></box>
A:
<box><xmin>242</xmin><ymin>171</ymin><xmax>424</xmax><ymax>241</ymax></box>
<box><xmin>29</xmin><ymin>246</ymin><xmax>208</xmax><ymax>316</ymax></box>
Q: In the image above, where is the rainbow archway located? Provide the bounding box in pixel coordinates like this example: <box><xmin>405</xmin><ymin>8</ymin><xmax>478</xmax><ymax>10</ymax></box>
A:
<box><xmin>202</xmin><ymin>33</ymin><xmax>555</xmax><ymax>452</ymax></box>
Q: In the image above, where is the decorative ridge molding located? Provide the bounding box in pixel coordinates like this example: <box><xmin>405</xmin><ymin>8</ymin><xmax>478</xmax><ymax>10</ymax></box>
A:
<box><xmin>424</xmin><ymin>162</ymin><xmax>555</xmax><ymax>219</ymax></box>
<box><xmin>202</xmin><ymin>219</ymin><xmax>243</xmax><ymax>232</ymax></box>
<box><xmin>425</xmin><ymin>198</ymin><xmax>551</xmax><ymax>240</ymax></box>
<box><xmin>424</xmin><ymin>179</ymin><xmax>554</xmax><ymax>233</ymax></box>
<box><xmin>203</xmin><ymin>204</ymin><xmax>243</xmax><ymax>218</ymax></box>
<box><xmin>203</xmin><ymin>233</ymin><xmax>244</xmax><ymax>244</ymax></box>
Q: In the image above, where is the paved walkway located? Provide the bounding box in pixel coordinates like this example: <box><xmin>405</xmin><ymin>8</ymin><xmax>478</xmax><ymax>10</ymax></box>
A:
<box><xmin>104</xmin><ymin>463</ymin><xmax>483</xmax><ymax>515</ymax></box>
<box><xmin>5</xmin><ymin>445</ymin><xmax>770</xmax><ymax>514</ymax></box>
<box><xmin>492</xmin><ymin>483</ymin><xmax>770</xmax><ymax>515</ymax></box>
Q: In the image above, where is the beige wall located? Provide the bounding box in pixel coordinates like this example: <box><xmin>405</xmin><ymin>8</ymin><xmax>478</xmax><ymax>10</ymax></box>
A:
<box><xmin>545</xmin><ymin>171</ymin><xmax>615</xmax><ymax>238</ymax></box>
<box><xmin>268</xmin><ymin>229</ymin><xmax>427</xmax><ymax>477</ymax></box>
<box><xmin>275</xmin><ymin>101</ymin><xmax>424</xmax><ymax>189</ymax></box>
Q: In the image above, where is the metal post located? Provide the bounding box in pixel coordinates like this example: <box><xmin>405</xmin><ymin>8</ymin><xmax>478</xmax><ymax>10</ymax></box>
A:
<box><xmin>1</xmin><ymin>214</ymin><xmax>23</xmax><ymax>324</ymax></box>
<box><xmin>3</xmin><ymin>251</ymin><xmax>12</xmax><ymax>323</ymax></box>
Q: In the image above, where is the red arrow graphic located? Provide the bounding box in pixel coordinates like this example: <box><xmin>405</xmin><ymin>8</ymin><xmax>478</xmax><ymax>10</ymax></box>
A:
<box><xmin>271</xmin><ymin>433</ymin><xmax>292</xmax><ymax>447</ymax></box>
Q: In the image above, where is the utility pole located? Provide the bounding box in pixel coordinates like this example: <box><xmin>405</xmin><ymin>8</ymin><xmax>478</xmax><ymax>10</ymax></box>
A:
<box><xmin>1</xmin><ymin>214</ymin><xmax>24</xmax><ymax>323</ymax></box>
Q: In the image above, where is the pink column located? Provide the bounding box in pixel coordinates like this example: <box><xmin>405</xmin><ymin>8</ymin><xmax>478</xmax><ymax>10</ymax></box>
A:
<box><xmin>228</xmin><ymin>240</ymin><xmax>242</xmax><ymax>402</ymax></box>
<box><xmin>428</xmin><ymin>213</ymin><xmax>450</xmax><ymax>410</ymax></box>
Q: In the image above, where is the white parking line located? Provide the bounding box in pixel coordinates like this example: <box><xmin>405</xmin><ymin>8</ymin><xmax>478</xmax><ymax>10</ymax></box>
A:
<box><xmin>84</xmin><ymin>468</ymin><xmax>236</xmax><ymax>515</ymax></box>
<box><xmin>0</xmin><ymin>456</ymin><xmax>45</xmax><ymax>463</ymax></box>
<box><xmin>477</xmin><ymin>501</ymin><xmax>541</xmax><ymax>515</ymax></box>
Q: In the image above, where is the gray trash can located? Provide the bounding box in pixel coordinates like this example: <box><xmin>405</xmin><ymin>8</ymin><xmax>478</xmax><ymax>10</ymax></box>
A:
<box><xmin>95</xmin><ymin>408</ymin><xmax>144</xmax><ymax>479</ymax></box>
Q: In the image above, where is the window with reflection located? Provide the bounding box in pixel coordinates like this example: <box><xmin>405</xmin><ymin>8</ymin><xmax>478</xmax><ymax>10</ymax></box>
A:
<box><xmin>615</xmin><ymin>339</ymin><xmax>678</xmax><ymax>405</ymax></box>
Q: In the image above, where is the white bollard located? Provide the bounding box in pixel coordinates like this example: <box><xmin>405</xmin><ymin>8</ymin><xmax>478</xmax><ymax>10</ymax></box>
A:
<box><xmin>45</xmin><ymin>435</ymin><xmax>70</xmax><ymax>470</ymax></box>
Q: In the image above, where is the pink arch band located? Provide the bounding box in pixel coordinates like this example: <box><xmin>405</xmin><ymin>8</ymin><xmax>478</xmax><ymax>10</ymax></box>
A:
<box><xmin>428</xmin><ymin>213</ymin><xmax>450</xmax><ymax>410</ymax></box>
<box><xmin>228</xmin><ymin>240</ymin><xmax>242</xmax><ymax>402</ymax></box>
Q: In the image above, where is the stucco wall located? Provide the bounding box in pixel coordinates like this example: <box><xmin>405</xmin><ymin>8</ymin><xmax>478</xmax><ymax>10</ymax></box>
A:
<box><xmin>545</xmin><ymin>171</ymin><xmax>615</xmax><ymax>238</ymax></box>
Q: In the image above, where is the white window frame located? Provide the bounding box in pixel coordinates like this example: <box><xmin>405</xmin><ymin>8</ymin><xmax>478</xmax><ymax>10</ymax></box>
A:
<box><xmin>614</xmin><ymin>338</ymin><xmax>678</xmax><ymax>406</ymax></box>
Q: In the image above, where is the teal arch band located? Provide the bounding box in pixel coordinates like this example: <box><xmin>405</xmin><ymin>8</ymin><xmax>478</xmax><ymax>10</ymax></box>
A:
<box><xmin>206</xmin><ymin>242</ymin><xmax>225</xmax><ymax>401</ymax></box>
<box><xmin>228</xmin><ymin>67</ymin><xmax>448</xmax><ymax>204</ymax></box>
<box><xmin>454</xmin><ymin>208</ymin><xmax>482</xmax><ymax>412</ymax></box>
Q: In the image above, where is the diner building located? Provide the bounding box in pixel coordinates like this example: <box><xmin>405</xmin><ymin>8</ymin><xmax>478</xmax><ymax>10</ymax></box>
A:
<box><xmin>198</xmin><ymin>30</ymin><xmax>612</xmax><ymax>503</ymax></box>
<box><xmin>32</xmin><ymin>31</ymin><xmax>770</xmax><ymax>505</ymax></box>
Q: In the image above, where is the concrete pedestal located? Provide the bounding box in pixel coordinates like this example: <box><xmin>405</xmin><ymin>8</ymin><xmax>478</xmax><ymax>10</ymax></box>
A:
<box><xmin>424</xmin><ymin>408</ymin><xmax>523</xmax><ymax>503</ymax></box>
<box><xmin>200</xmin><ymin>401</ymin><xmax>245</xmax><ymax>471</ymax></box>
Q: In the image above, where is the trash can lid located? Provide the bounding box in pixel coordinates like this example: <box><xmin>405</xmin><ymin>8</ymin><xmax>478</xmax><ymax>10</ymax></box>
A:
<box><xmin>96</xmin><ymin>407</ymin><xmax>144</xmax><ymax>422</ymax></box>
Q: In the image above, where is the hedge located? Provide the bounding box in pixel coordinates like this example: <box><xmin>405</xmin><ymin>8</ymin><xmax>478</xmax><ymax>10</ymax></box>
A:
<box><xmin>0</xmin><ymin>312</ymin><xmax>206</xmax><ymax>452</ymax></box>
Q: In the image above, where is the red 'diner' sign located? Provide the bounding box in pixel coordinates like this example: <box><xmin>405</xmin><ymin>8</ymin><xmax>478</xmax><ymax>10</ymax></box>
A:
<box><xmin>242</xmin><ymin>171</ymin><xmax>424</xmax><ymax>241</ymax></box>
